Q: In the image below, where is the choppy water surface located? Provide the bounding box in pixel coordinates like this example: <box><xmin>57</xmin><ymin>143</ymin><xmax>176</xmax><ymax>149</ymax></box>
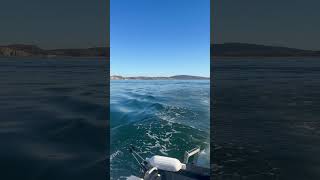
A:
<box><xmin>110</xmin><ymin>80</ymin><xmax>210</xmax><ymax>179</ymax></box>
<box><xmin>0</xmin><ymin>57</ymin><xmax>107</xmax><ymax>180</ymax></box>
<box><xmin>213</xmin><ymin>57</ymin><xmax>320</xmax><ymax>180</ymax></box>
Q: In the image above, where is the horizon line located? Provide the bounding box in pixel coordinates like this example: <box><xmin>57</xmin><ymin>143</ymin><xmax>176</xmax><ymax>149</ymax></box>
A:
<box><xmin>111</xmin><ymin>74</ymin><xmax>210</xmax><ymax>78</ymax></box>
<box><xmin>0</xmin><ymin>44</ymin><xmax>109</xmax><ymax>50</ymax></box>
<box><xmin>3</xmin><ymin>42</ymin><xmax>318</xmax><ymax>51</ymax></box>
<box><xmin>212</xmin><ymin>42</ymin><xmax>319</xmax><ymax>51</ymax></box>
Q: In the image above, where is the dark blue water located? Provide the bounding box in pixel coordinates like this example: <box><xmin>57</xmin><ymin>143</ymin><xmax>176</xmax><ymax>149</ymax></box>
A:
<box><xmin>213</xmin><ymin>57</ymin><xmax>320</xmax><ymax>180</ymax></box>
<box><xmin>110</xmin><ymin>80</ymin><xmax>210</xmax><ymax>179</ymax></box>
<box><xmin>0</xmin><ymin>57</ymin><xmax>108</xmax><ymax>180</ymax></box>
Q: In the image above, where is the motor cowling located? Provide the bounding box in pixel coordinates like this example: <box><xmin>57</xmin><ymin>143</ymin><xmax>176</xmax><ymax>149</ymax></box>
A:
<box><xmin>147</xmin><ymin>155</ymin><xmax>186</xmax><ymax>172</ymax></box>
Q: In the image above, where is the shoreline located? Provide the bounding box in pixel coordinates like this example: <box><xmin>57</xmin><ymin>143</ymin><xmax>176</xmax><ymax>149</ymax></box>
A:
<box><xmin>111</xmin><ymin>75</ymin><xmax>209</xmax><ymax>80</ymax></box>
<box><xmin>110</xmin><ymin>79</ymin><xmax>210</xmax><ymax>80</ymax></box>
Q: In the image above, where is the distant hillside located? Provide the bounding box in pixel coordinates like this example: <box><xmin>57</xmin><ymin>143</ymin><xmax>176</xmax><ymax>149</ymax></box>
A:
<box><xmin>211</xmin><ymin>43</ymin><xmax>320</xmax><ymax>57</ymax></box>
<box><xmin>0</xmin><ymin>44</ymin><xmax>109</xmax><ymax>57</ymax></box>
<box><xmin>170</xmin><ymin>75</ymin><xmax>209</xmax><ymax>80</ymax></box>
<box><xmin>111</xmin><ymin>75</ymin><xmax>209</xmax><ymax>80</ymax></box>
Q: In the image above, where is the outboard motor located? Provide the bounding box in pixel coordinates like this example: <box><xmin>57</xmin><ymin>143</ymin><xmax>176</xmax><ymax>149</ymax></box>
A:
<box><xmin>128</xmin><ymin>145</ymin><xmax>210</xmax><ymax>180</ymax></box>
<box><xmin>146</xmin><ymin>155</ymin><xmax>186</xmax><ymax>172</ymax></box>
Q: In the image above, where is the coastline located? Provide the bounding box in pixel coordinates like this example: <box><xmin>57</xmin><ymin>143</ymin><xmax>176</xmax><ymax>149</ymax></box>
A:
<box><xmin>110</xmin><ymin>75</ymin><xmax>210</xmax><ymax>80</ymax></box>
<box><xmin>0</xmin><ymin>44</ymin><xmax>109</xmax><ymax>58</ymax></box>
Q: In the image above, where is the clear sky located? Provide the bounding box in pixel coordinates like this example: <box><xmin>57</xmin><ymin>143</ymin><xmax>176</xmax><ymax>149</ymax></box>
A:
<box><xmin>213</xmin><ymin>0</ymin><xmax>320</xmax><ymax>50</ymax></box>
<box><xmin>0</xmin><ymin>0</ymin><xmax>108</xmax><ymax>49</ymax></box>
<box><xmin>111</xmin><ymin>0</ymin><xmax>210</xmax><ymax>77</ymax></box>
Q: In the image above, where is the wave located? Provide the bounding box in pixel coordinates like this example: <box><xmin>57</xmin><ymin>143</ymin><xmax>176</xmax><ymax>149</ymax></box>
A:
<box><xmin>110</xmin><ymin>80</ymin><xmax>210</xmax><ymax>179</ymax></box>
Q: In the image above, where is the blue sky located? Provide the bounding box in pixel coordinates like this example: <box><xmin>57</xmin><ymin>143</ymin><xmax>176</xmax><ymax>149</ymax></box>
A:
<box><xmin>111</xmin><ymin>0</ymin><xmax>210</xmax><ymax>77</ymax></box>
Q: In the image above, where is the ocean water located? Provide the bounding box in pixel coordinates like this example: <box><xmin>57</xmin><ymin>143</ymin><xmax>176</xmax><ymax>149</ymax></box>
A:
<box><xmin>213</xmin><ymin>57</ymin><xmax>320</xmax><ymax>180</ymax></box>
<box><xmin>0</xmin><ymin>57</ymin><xmax>108</xmax><ymax>180</ymax></box>
<box><xmin>110</xmin><ymin>80</ymin><xmax>210</xmax><ymax>179</ymax></box>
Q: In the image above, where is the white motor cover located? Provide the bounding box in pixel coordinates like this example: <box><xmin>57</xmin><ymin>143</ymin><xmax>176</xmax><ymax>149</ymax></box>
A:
<box><xmin>126</xmin><ymin>175</ymin><xmax>143</xmax><ymax>180</ymax></box>
<box><xmin>147</xmin><ymin>155</ymin><xmax>183</xmax><ymax>172</ymax></box>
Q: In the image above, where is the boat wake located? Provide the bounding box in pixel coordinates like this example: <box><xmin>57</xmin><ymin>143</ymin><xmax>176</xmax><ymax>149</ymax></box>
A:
<box><xmin>110</xmin><ymin>80</ymin><xmax>209</xmax><ymax>179</ymax></box>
